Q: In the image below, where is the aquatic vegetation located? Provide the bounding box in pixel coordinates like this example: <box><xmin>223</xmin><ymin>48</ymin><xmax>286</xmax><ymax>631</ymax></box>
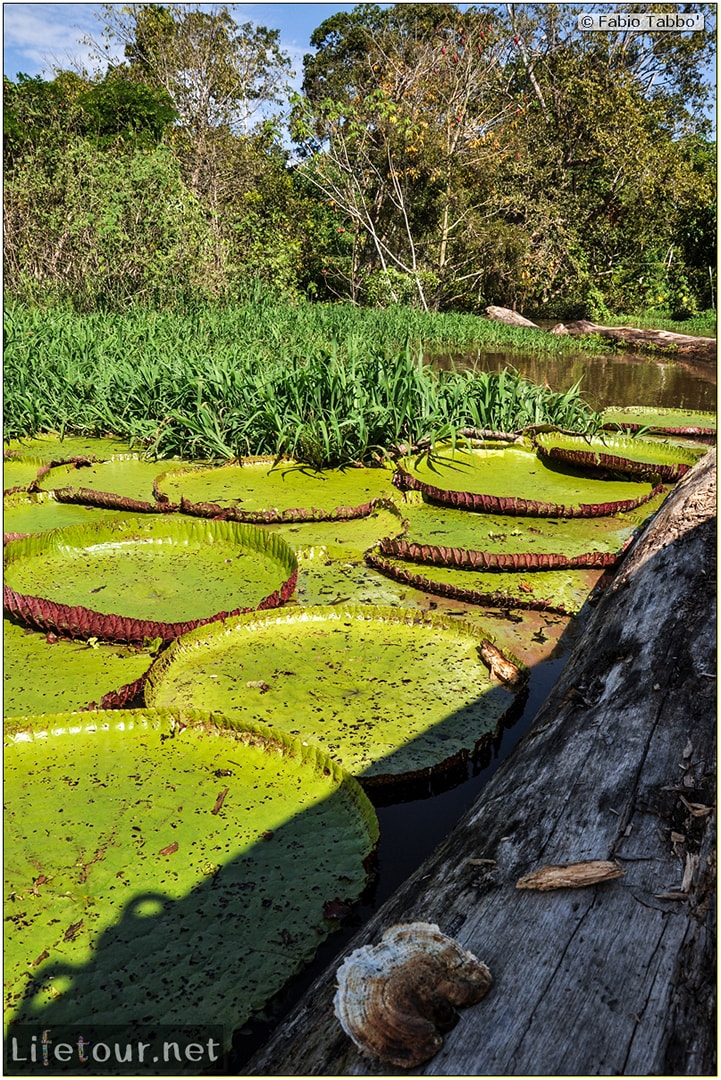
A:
<box><xmin>4</xmin><ymin>515</ymin><xmax>298</xmax><ymax>643</ymax></box>
<box><xmin>144</xmin><ymin>606</ymin><xmax>526</xmax><ymax>784</ymax></box>
<box><xmin>4</xmin><ymin>709</ymin><xmax>378</xmax><ymax>1044</ymax></box>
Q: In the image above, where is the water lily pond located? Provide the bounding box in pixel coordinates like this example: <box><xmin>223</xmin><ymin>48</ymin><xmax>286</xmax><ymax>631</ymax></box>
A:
<box><xmin>3</xmin><ymin>414</ymin><xmax>715</xmax><ymax>1059</ymax></box>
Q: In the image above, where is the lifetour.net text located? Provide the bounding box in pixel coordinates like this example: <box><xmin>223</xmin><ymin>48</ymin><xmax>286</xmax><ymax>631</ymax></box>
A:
<box><xmin>5</xmin><ymin>1026</ymin><xmax>226</xmax><ymax>1075</ymax></box>
<box><xmin>578</xmin><ymin>12</ymin><xmax>704</xmax><ymax>31</ymax></box>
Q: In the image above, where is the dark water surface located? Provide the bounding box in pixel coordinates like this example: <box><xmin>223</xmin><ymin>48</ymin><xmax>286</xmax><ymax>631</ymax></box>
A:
<box><xmin>431</xmin><ymin>347</ymin><xmax>716</xmax><ymax>414</ymax></box>
<box><xmin>235</xmin><ymin>346</ymin><xmax>715</xmax><ymax>1070</ymax></box>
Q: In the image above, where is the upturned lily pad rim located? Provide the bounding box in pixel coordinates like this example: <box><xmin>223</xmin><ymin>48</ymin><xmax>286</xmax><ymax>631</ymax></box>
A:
<box><xmin>375</xmin><ymin>536</ymin><xmax>624</xmax><ymax>573</ymax></box>
<box><xmin>154</xmin><ymin>456</ymin><xmax>395</xmax><ymax>524</ymax></box>
<box><xmin>143</xmin><ymin>604</ymin><xmax>528</xmax><ymax>785</ymax></box>
<box><xmin>3</xmin><ymin>515</ymin><xmax>298</xmax><ymax>644</ymax></box>
<box><xmin>533</xmin><ymin>431</ymin><xmax>697</xmax><ymax>482</ymax></box>
<box><xmin>365</xmin><ymin>552</ymin><xmax>584</xmax><ymax>616</ymax></box>
<box><xmin>392</xmin><ymin>464</ymin><xmax>665</xmax><ymax>519</ymax></box>
<box><xmin>599</xmin><ymin>406</ymin><xmax>716</xmax><ymax>436</ymax></box>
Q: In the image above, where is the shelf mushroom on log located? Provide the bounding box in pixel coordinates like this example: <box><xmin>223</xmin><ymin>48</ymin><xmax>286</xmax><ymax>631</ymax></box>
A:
<box><xmin>245</xmin><ymin>448</ymin><xmax>716</xmax><ymax>1076</ymax></box>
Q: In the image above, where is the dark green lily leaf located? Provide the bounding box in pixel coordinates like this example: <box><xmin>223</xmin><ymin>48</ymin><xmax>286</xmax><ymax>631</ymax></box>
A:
<box><xmin>3</xmin><ymin>618</ymin><xmax>154</xmax><ymax>715</ymax></box>
<box><xmin>395</xmin><ymin>443</ymin><xmax>662</xmax><ymax>517</ymax></box>
<box><xmin>155</xmin><ymin>458</ymin><xmax>397</xmax><ymax>522</ymax></box>
<box><xmin>144</xmin><ymin>606</ymin><xmax>525</xmax><ymax>784</ymax></box>
<box><xmin>4</xmin><ymin>515</ymin><xmax>298</xmax><ymax>643</ymax></box>
<box><xmin>4</xmin><ymin>709</ymin><xmax>378</xmax><ymax>1045</ymax></box>
<box><xmin>534</xmin><ymin>431</ymin><xmax>700</xmax><ymax>482</ymax></box>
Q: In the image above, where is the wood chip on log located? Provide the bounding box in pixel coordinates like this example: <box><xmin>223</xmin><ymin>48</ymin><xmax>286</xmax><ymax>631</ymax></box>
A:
<box><xmin>516</xmin><ymin>860</ymin><xmax>625</xmax><ymax>891</ymax></box>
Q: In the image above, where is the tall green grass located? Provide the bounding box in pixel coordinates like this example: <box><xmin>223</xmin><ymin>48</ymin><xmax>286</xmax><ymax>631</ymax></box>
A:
<box><xmin>4</xmin><ymin>302</ymin><xmax>600</xmax><ymax>465</ymax></box>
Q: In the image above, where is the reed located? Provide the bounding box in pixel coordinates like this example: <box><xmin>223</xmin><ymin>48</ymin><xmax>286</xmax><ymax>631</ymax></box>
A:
<box><xmin>4</xmin><ymin>302</ymin><xmax>600</xmax><ymax>465</ymax></box>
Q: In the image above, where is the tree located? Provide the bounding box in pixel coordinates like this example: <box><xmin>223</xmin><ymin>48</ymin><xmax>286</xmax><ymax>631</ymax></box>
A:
<box><xmin>293</xmin><ymin>4</ymin><xmax>520</xmax><ymax>310</ymax></box>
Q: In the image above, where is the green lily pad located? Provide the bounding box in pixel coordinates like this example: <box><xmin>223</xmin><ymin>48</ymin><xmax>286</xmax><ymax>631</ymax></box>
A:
<box><xmin>394</xmin><ymin>504</ymin><xmax>639</xmax><ymax>558</ymax></box>
<box><xmin>4</xmin><ymin>434</ymin><xmax>139</xmax><ymax>462</ymax></box>
<box><xmin>4</xmin><ymin>708</ymin><xmax>378</xmax><ymax>1044</ymax></box>
<box><xmin>365</xmin><ymin>554</ymin><xmax>602</xmax><ymax>616</ymax></box>
<box><xmin>395</xmin><ymin>444</ymin><xmax>661</xmax><ymax>516</ymax></box>
<box><xmin>4</xmin><ymin>491</ymin><xmax>122</xmax><ymax>540</ymax></box>
<box><xmin>261</xmin><ymin>502</ymin><xmax>407</xmax><ymax>561</ymax></box>
<box><xmin>36</xmin><ymin>456</ymin><xmax>187</xmax><ymax>506</ymax></box>
<box><xmin>3</xmin><ymin>619</ymin><xmax>155</xmax><ymax>716</ymax></box>
<box><xmin>144</xmin><ymin>606</ymin><xmax>524</xmax><ymax>784</ymax></box>
<box><xmin>155</xmin><ymin>458</ymin><xmax>397</xmax><ymax>522</ymax></box>
<box><xmin>3</xmin><ymin>456</ymin><xmax>46</xmax><ymax>494</ymax></box>
<box><xmin>534</xmin><ymin>431</ymin><xmax>700</xmax><ymax>481</ymax></box>
<box><xmin>600</xmin><ymin>406</ymin><xmax>716</xmax><ymax>435</ymax></box>
<box><xmin>4</xmin><ymin>515</ymin><xmax>298</xmax><ymax>643</ymax></box>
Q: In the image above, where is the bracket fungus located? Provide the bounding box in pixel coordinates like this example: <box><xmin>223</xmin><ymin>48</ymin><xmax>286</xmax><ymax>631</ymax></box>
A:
<box><xmin>334</xmin><ymin>922</ymin><xmax>492</xmax><ymax>1068</ymax></box>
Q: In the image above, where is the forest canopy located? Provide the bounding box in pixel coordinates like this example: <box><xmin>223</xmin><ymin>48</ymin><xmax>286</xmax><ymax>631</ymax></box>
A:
<box><xmin>3</xmin><ymin>2</ymin><xmax>716</xmax><ymax>317</ymax></box>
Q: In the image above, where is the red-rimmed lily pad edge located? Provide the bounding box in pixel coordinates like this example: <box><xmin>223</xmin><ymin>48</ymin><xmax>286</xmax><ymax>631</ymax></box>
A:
<box><xmin>172</xmin><ymin>493</ymin><xmax>388</xmax><ymax>525</ymax></box>
<box><xmin>532</xmin><ymin>434</ymin><xmax>697</xmax><ymax>483</ymax></box>
<box><xmin>392</xmin><ymin>466</ymin><xmax>665</xmax><ymax>517</ymax></box>
<box><xmin>3</xmin><ymin>520</ymin><xmax>299</xmax><ymax>645</ymax></box>
<box><xmin>51</xmin><ymin>484</ymin><xmax>178</xmax><ymax>514</ymax></box>
<box><xmin>365</xmin><ymin>551</ymin><xmax>578</xmax><ymax>616</ymax></box>
<box><xmin>374</xmin><ymin>536</ymin><xmax>626</xmax><ymax>572</ymax></box>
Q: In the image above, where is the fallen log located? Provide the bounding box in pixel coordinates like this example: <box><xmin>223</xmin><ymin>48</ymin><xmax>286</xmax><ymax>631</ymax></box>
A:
<box><xmin>484</xmin><ymin>305</ymin><xmax>541</xmax><ymax>328</ymax></box>
<box><xmin>245</xmin><ymin>449</ymin><xmax>716</xmax><ymax>1076</ymax></box>
<box><xmin>551</xmin><ymin>319</ymin><xmax>717</xmax><ymax>364</ymax></box>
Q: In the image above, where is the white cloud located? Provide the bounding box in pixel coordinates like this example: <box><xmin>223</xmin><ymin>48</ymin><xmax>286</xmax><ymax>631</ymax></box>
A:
<box><xmin>3</xmin><ymin>3</ymin><xmax>118</xmax><ymax>77</ymax></box>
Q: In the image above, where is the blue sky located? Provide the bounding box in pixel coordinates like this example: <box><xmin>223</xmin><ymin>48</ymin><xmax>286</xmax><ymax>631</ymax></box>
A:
<box><xmin>3</xmin><ymin>3</ymin><xmax>368</xmax><ymax>83</ymax></box>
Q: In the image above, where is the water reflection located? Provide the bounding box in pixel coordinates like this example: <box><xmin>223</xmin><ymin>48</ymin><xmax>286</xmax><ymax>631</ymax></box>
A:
<box><xmin>430</xmin><ymin>348</ymin><xmax>716</xmax><ymax>414</ymax></box>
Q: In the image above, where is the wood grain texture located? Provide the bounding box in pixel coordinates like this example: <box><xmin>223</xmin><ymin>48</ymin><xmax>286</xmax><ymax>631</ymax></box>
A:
<box><xmin>246</xmin><ymin>450</ymin><xmax>716</xmax><ymax>1077</ymax></box>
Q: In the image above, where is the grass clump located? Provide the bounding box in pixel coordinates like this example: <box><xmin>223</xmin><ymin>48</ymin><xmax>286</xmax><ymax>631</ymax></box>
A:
<box><xmin>4</xmin><ymin>302</ymin><xmax>600</xmax><ymax>467</ymax></box>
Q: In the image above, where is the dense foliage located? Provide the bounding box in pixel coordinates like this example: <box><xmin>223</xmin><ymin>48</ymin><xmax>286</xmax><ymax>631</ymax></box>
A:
<box><xmin>3</xmin><ymin>2</ymin><xmax>716</xmax><ymax>317</ymax></box>
<box><xmin>4</xmin><ymin>302</ymin><xmax>601</xmax><ymax>464</ymax></box>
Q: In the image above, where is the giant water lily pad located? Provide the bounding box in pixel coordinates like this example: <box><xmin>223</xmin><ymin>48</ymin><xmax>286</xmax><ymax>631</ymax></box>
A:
<box><xmin>3</xmin><ymin>619</ymin><xmax>155</xmax><ymax>715</ymax></box>
<box><xmin>4</xmin><ymin>708</ymin><xmax>378</xmax><ymax>1045</ymax></box>
<box><xmin>600</xmin><ymin>406</ymin><xmax>716</xmax><ymax>437</ymax></box>
<box><xmin>534</xmin><ymin>431</ymin><xmax>700</xmax><ymax>482</ymax></box>
<box><xmin>154</xmin><ymin>458</ymin><xmax>396</xmax><ymax>522</ymax></box>
<box><xmin>394</xmin><ymin>444</ymin><xmax>662</xmax><ymax>517</ymax></box>
<box><xmin>365</xmin><ymin>553</ymin><xmax>603</xmax><ymax>616</ymax></box>
<box><xmin>144</xmin><ymin>606</ymin><xmax>524</xmax><ymax>784</ymax></box>
<box><xmin>36</xmin><ymin>456</ymin><xmax>188</xmax><ymax>509</ymax></box>
<box><xmin>4</xmin><ymin>491</ymin><xmax>122</xmax><ymax>541</ymax></box>
<box><xmin>4</xmin><ymin>433</ymin><xmax>137</xmax><ymax>462</ymax></box>
<box><xmin>381</xmin><ymin>503</ymin><xmax>645</xmax><ymax>568</ymax></box>
<box><xmin>4</xmin><ymin>516</ymin><xmax>298</xmax><ymax>643</ymax></box>
<box><xmin>3</xmin><ymin>456</ymin><xmax>46</xmax><ymax>495</ymax></box>
<box><xmin>261</xmin><ymin>502</ymin><xmax>407</xmax><ymax>561</ymax></box>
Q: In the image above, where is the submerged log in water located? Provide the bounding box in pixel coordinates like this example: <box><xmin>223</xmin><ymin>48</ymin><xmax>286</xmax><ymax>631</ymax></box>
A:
<box><xmin>245</xmin><ymin>449</ymin><xmax>716</xmax><ymax>1076</ymax></box>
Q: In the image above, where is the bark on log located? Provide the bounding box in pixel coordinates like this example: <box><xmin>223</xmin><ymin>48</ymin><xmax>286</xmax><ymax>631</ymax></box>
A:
<box><xmin>246</xmin><ymin>450</ymin><xmax>716</xmax><ymax>1077</ymax></box>
<box><xmin>551</xmin><ymin>320</ymin><xmax>717</xmax><ymax>364</ymax></box>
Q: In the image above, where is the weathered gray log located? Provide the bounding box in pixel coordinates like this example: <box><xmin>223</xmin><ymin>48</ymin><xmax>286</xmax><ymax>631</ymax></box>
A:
<box><xmin>551</xmin><ymin>319</ymin><xmax>717</xmax><ymax>364</ymax></box>
<box><xmin>246</xmin><ymin>449</ymin><xmax>716</xmax><ymax>1077</ymax></box>
<box><xmin>485</xmin><ymin>305</ymin><xmax>541</xmax><ymax>328</ymax></box>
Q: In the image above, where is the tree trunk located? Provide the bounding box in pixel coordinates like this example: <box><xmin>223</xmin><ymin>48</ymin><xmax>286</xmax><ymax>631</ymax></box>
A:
<box><xmin>245</xmin><ymin>450</ymin><xmax>717</xmax><ymax>1077</ymax></box>
<box><xmin>551</xmin><ymin>320</ymin><xmax>717</xmax><ymax>364</ymax></box>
